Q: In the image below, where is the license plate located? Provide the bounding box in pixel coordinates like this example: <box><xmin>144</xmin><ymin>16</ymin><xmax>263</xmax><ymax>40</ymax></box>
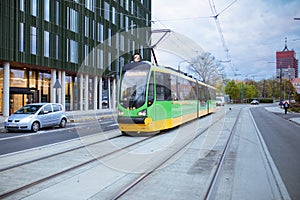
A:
<box><xmin>7</xmin><ymin>123</ymin><xmax>17</xmax><ymax>127</ymax></box>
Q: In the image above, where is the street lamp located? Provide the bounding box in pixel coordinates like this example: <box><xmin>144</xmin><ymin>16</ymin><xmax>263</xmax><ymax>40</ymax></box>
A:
<box><xmin>177</xmin><ymin>60</ymin><xmax>191</xmax><ymax>72</ymax></box>
<box><xmin>268</xmin><ymin>61</ymin><xmax>283</xmax><ymax>106</ymax></box>
<box><xmin>288</xmin><ymin>67</ymin><xmax>291</xmax><ymax>103</ymax></box>
<box><xmin>279</xmin><ymin>62</ymin><xmax>283</xmax><ymax>107</ymax></box>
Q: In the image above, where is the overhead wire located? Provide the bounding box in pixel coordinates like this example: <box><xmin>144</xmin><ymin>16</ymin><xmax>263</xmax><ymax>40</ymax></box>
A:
<box><xmin>207</xmin><ymin>0</ymin><xmax>239</xmax><ymax>76</ymax></box>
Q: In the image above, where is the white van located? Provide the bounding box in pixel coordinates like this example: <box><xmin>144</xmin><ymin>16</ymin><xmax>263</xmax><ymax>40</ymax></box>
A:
<box><xmin>216</xmin><ymin>96</ymin><xmax>225</xmax><ymax>106</ymax></box>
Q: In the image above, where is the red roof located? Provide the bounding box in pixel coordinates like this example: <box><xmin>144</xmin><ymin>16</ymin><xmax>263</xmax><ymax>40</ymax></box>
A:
<box><xmin>292</xmin><ymin>78</ymin><xmax>300</xmax><ymax>83</ymax></box>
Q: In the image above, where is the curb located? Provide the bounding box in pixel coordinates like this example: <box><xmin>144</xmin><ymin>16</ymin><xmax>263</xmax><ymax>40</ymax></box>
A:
<box><xmin>67</xmin><ymin>114</ymin><xmax>116</xmax><ymax>123</ymax></box>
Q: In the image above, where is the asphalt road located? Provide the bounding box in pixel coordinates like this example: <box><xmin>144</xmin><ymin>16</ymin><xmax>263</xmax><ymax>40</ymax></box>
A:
<box><xmin>250</xmin><ymin>106</ymin><xmax>300</xmax><ymax>200</ymax></box>
<box><xmin>0</xmin><ymin>118</ymin><xmax>118</xmax><ymax>155</ymax></box>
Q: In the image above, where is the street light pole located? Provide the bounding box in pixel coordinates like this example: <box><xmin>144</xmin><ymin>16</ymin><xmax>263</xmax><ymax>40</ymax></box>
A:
<box><xmin>279</xmin><ymin>63</ymin><xmax>283</xmax><ymax>107</ymax></box>
<box><xmin>288</xmin><ymin>67</ymin><xmax>291</xmax><ymax>103</ymax></box>
<box><xmin>177</xmin><ymin>60</ymin><xmax>191</xmax><ymax>72</ymax></box>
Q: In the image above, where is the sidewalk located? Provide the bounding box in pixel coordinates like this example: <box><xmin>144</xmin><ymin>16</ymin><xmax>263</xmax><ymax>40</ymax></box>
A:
<box><xmin>264</xmin><ymin>105</ymin><xmax>300</xmax><ymax>125</ymax></box>
<box><xmin>66</xmin><ymin>109</ymin><xmax>116</xmax><ymax>122</ymax></box>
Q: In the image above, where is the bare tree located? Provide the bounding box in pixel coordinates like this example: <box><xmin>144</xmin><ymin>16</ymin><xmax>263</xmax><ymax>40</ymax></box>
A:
<box><xmin>190</xmin><ymin>52</ymin><xmax>223</xmax><ymax>86</ymax></box>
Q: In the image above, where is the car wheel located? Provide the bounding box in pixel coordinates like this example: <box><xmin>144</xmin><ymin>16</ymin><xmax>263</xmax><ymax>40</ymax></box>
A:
<box><xmin>32</xmin><ymin>122</ymin><xmax>40</xmax><ymax>132</ymax></box>
<box><xmin>59</xmin><ymin>118</ymin><xmax>67</xmax><ymax>128</ymax></box>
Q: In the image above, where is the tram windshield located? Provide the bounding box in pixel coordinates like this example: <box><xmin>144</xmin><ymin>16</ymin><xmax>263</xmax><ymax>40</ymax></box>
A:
<box><xmin>119</xmin><ymin>63</ymin><xmax>150</xmax><ymax>109</ymax></box>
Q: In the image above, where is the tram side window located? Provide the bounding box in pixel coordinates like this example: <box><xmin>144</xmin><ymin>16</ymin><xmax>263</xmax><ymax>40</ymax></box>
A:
<box><xmin>204</xmin><ymin>87</ymin><xmax>210</xmax><ymax>101</ymax></box>
<box><xmin>199</xmin><ymin>85</ymin><xmax>207</xmax><ymax>101</ymax></box>
<box><xmin>177</xmin><ymin>78</ymin><xmax>197</xmax><ymax>100</ymax></box>
<box><xmin>209</xmin><ymin>88</ymin><xmax>216</xmax><ymax>100</ymax></box>
<box><xmin>156</xmin><ymin>72</ymin><xmax>172</xmax><ymax>101</ymax></box>
<box><xmin>170</xmin><ymin>74</ymin><xmax>178</xmax><ymax>100</ymax></box>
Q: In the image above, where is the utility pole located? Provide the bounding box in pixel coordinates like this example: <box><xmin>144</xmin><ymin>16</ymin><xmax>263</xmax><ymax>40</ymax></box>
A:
<box><xmin>279</xmin><ymin>63</ymin><xmax>283</xmax><ymax>107</ymax></box>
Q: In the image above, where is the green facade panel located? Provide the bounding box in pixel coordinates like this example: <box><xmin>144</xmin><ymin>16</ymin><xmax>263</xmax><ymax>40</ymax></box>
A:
<box><xmin>0</xmin><ymin>0</ymin><xmax>152</xmax><ymax>75</ymax></box>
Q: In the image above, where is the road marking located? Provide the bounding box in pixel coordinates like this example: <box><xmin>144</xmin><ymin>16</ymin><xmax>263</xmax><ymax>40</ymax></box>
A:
<box><xmin>0</xmin><ymin>126</ymin><xmax>76</xmax><ymax>141</ymax></box>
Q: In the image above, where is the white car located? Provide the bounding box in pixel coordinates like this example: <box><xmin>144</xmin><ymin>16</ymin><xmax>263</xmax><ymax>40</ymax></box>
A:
<box><xmin>4</xmin><ymin>103</ymin><xmax>67</xmax><ymax>132</ymax></box>
<box><xmin>216</xmin><ymin>97</ymin><xmax>225</xmax><ymax>106</ymax></box>
<box><xmin>250</xmin><ymin>100</ymin><xmax>259</xmax><ymax>105</ymax></box>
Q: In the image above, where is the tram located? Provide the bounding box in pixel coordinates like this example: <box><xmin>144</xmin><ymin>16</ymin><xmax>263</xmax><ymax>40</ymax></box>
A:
<box><xmin>117</xmin><ymin>56</ymin><xmax>216</xmax><ymax>134</ymax></box>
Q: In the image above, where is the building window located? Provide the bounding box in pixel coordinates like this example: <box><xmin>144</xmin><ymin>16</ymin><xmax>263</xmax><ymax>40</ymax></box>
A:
<box><xmin>85</xmin><ymin>0</ymin><xmax>94</xmax><ymax>11</ymax></box>
<box><xmin>67</xmin><ymin>7</ymin><xmax>78</xmax><ymax>33</ymax></box>
<box><xmin>55</xmin><ymin>35</ymin><xmax>59</xmax><ymax>59</ymax></box>
<box><xmin>44</xmin><ymin>31</ymin><xmax>50</xmax><ymax>57</ymax></box>
<box><xmin>84</xmin><ymin>45</ymin><xmax>89</xmax><ymax>65</ymax></box>
<box><xmin>85</xmin><ymin>16</ymin><xmax>89</xmax><ymax>37</ymax></box>
<box><xmin>112</xmin><ymin>7</ymin><xmax>116</xmax><ymax>24</ymax></box>
<box><xmin>44</xmin><ymin>0</ymin><xmax>50</xmax><ymax>21</ymax></box>
<box><xmin>146</xmin><ymin>13</ymin><xmax>149</xmax><ymax>26</ymax></box>
<box><xmin>67</xmin><ymin>39</ymin><xmax>78</xmax><ymax>63</ymax></box>
<box><xmin>30</xmin><ymin>26</ymin><xmax>37</xmax><ymax>55</ymax></box>
<box><xmin>131</xmin><ymin>0</ymin><xmax>134</xmax><ymax>15</ymax></box>
<box><xmin>70</xmin><ymin>40</ymin><xmax>78</xmax><ymax>63</ymax></box>
<box><xmin>19</xmin><ymin>23</ymin><xmax>24</xmax><ymax>52</ymax></box>
<box><xmin>97</xmin><ymin>49</ymin><xmax>103</xmax><ymax>69</ymax></box>
<box><xmin>31</xmin><ymin>0</ymin><xmax>38</xmax><ymax>16</ymax></box>
<box><xmin>125</xmin><ymin>0</ymin><xmax>129</xmax><ymax>11</ymax></box>
<box><xmin>92</xmin><ymin>20</ymin><xmax>95</xmax><ymax>40</ymax></box>
<box><xmin>104</xmin><ymin>2</ymin><xmax>110</xmax><ymax>21</ymax></box>
<box><xmin>108</xmin><ymin>52</ymin><xmax>111</xmax><ymax>71</ymax></box>
<box><xmin>120</xmin><ymin>13</ymin><xmax>124</xmax><ymax>29</ymax></box>
<box><xmin>20</xmin><ymin>0</ymin><xmax>25</xmax><ymax>11</ymax></box>
<box><xmin>108</xmin><ymin>28</ymin><xmax>112</xmax><ymax>46</ymax></box>
<box><xmin>120</xmin><ymin>34</ymin><xmax>124</xmax><ymax>51</ymax></box>
<box><xmin>56</xmin><ymin>1</ymin><xmax>59</xmax><ymax>25</ymax></box>
<box><xmin>125</xmin><ymin>16</ymin><xmax>129</xmax><ymax>31</ymax></box>
<box><xmin>97</xmin><ymin>23</ymin><xmax>103</xmax><ymax>42</ymax></box>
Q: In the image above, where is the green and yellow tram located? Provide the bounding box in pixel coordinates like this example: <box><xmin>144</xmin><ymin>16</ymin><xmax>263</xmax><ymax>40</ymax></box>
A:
<box><xmin>117</xmin><ymin>60</ymin><xmax>216</xmax><ymax>134</ymax></box>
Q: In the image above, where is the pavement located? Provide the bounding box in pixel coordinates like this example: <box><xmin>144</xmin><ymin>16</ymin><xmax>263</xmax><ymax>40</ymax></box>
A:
<box><xmin>263</xmin><ymin>105</ymin><xmax>300</xmax><ymax>125</ymax></box>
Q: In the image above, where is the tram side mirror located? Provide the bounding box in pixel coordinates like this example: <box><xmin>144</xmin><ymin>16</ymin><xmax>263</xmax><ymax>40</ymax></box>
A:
<box><xmin>148</xmin><ymin>96</ymin><xmax>154</xmax><ymax>106</ymax></box>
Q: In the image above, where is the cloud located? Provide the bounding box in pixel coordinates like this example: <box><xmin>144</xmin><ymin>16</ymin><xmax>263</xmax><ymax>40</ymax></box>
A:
<box><xmin>152</xmin><ymin>0</ymin><xmax>300</xmax><ymax>80</ymax></box>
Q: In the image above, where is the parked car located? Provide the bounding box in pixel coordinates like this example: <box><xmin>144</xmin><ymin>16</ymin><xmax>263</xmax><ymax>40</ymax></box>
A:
<box><xmin>4</xmin><ymin>103</ymin><xmax>67</xmax><ymax>132</ymax></box>
<box><xmin>250</xmin><ymin>100</ymin><xmax>259</xmax><ymax>105</ymax></box>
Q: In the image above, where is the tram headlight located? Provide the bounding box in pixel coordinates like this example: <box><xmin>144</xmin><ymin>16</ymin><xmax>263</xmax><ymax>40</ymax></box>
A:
<box><xmin>138</xmin><ymin>109</ymin><xmax>147</xmax><ymax>116</ymax></box>
<box><xmin>118</xmin><ymin>110</ymin><xmax>124</xmax><ymax>116</ymax></box>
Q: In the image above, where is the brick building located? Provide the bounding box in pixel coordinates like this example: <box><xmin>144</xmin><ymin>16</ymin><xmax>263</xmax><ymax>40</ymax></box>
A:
<box><xmin>276</xmin><ymin>40</ymin><xmax>299</xmax><ymax>80</ymax></box>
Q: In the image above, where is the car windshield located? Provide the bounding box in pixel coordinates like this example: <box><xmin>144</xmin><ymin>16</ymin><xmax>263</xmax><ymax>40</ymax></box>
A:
<box><xmin>119</xmin><ymin>63</ymin><xmax>150</xmax><ymax>109</ymax></box>
<box><xmin>14</xmin><ymin>105</ymin><xmax>43</xmax><ymax>114</ymax></box>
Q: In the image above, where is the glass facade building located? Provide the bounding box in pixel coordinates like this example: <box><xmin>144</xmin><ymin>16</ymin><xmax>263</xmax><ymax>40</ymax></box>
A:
<box><xmin>0</xmin><ymin>0</ymin><xmax>151</xmax><ymax>116</ymax></box>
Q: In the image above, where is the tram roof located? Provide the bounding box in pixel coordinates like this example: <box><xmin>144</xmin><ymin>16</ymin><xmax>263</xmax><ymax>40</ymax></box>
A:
<box><xmin>122</xmin><ymin>61</ymin><xmax>215</xmax><ymax>90</ymax></box>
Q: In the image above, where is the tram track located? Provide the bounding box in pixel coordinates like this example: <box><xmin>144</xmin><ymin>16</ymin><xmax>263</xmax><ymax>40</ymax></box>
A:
<box><xmin>202</xmin><ymin>107</ymin><xmax>242</xmax><ymax>199</ymax></box>
<box><xmin>0</xmin><ymin>131</ymin><xmax>160</xmax><ymax>199</ymax></box>
<box><xmin>0</xmin><ymin>133</ymin><xmax>121</xmax><ymax>173</ymax></box>
<box><xmin>0</xmin><ymin>106</ymin><xmax>243</xmax><ymax>199</ymax></box>
<box><xmin>111</xmin><ymin>107</ymin><xmax>242</xmax><ymax>199</ymax></box>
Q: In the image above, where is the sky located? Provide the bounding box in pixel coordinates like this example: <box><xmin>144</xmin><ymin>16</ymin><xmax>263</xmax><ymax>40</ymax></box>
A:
<box><xmin>151</xmin><ymin>0</ymin><xmax>300</xmax><ymax>81</ymax></box>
